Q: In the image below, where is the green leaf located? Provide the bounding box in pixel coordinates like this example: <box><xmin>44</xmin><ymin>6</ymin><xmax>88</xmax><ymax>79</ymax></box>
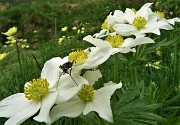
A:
<box><xmin>142</xmin><ymin>37</ymin><xmax>179</xmax><ymax>56</ymax></box>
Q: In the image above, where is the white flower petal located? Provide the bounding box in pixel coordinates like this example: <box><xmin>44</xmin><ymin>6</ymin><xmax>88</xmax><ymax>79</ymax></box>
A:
<box><xmin>56</xmin><ymin>85</ymin><xmax>79</xmax><ymax>103</ymax></box>
<box><xmin>83</xmin><ymin>96</ymin><xmax>113</xmax><ymax>123</ymax></box>
<box><xmin>56</xmin><ymin>74</ymin><xmax>88</xmax><ymax>103</ymax></box>
<box><xmin>33</xmin><ymin>91</ymin><xmax>58</xmax><ymax>124</ymax></box>
<box><xmin>85</xmin><ymin>54</ymin><xmax>103</xmax><ymax>67</ymax></box>
<box><xmin>83</xmin><ymin>82</ymin><xmax>122</xmax><ymax>123</ymax></box>
<box><xmin>72</xmin><ymin>65</ymin><xmax>86</xmax><ymax>72</ymax></box>
<box><xmin>108</xmin><ymin>10</ymin><xmax>126</xmax><ymax>25</ymax></box>
<box><xmin>146</xmin><ymin>19</ymin><xmax>174</xmax><ymax>31</ymax></box>
<box><xmin>132</xmin><ymin>30</ymin><xmax>146</xmax><ymax>38</ymax></box>
<box><xmin>147</xmin><ymin>8</ymin><xmax>154</xmax><ymax>15</ymax></box>
<box><xmin>50</xmin><ymin>96</ymin><xmax>85</xmax><ymax>123</ymax></box>
<box><xmin>83</xmin><ymin>70</ymin><xmax>102</xmax><ymax>85</ymax></box>
<box><xmin>139</xmin><ymin>3</ymin><xmax>153</xmax><ymax>12</ymax></box>
<box><xmin>41</xmin><ymin>57</ymin><xmax>63</xmax><ymax>88</ymax></box>
<box><xmin>159</xmin><ymin>24</ymin><xmax>174</xmax><ymax>30</ymax></box>
<box><xmin>124</xmin><ymin>8</ymin><xmax>135</xmax><ymax>24</ymax></box>
<box><xmin>124</xmin><ymin>8</ymin><xmax>136</xmax><ymax>24</ymax></box>
<box><xmin>93</xmin><ymin>29</ymin><xmax>109</xmax><ymax>38</ymax></box>
<box><xmin>83</xmin><ymin>35</ymin><xmax>111</xmax><ymax>50</ymax></box>
<box><xmin>155</xmin><ymin>20</ymin><xmax>174</xmax><ymax>30</ymax></box>
<box><xmin>146</xmin><ymin>16</ymin><xmax>158</xmax><ymax>26</ymax></box>
<box><xmin>137</xmin><ymin>3</ymin><xmax>153</xmax><ymax>20</ymax></box>
<box><xmin>123</xmin><ymin>37</ymin><xmax>154</xmax><ymax>48</ymax></box>
<box><xmin>59</xmin><ymin>73</ymin><xmax>88</xmax><ymax>88</ymax></box>
<box><xmin>121</xmin><ymin>38</ymin><xmax>135</xmax><ymax>48</ymax></box>
<box><xmin>167</xmin><ymin>19</ymin><xmax>175</xmax><ymax>25</ymax></box>
<box><xmin>167</xmin><ymin>17</ymin><xmax>180</xmax><ymax>25</ymax></box>
<box><xmin>173</xmin><ymin>17</ymin><xmax>180</xmax><ymax>22</ymax></box>
<box><xmin>95</xmin><ymin>81</ymin><xmax>122</xmax><ymax>97</ymax></box>
<box><xmin>86</xmin><ymin>47</ymin><xmax>104</xmax><ymax>63</ymax></box>
<box><xmin>5</xmin><ymin>101</ymin><xmax>40</xmax><ymax>125</ymax></box>
<box><xmin>91</xmin><ymin>49</ymin><xmax>112</xmax><ymax>66</ymax></box>
<box><xmin>62</xmin><ymin>56</ymin><xmax>69</xmax><ymax>63</ymax></box>
<box><xmin>109</xmin><ymin>48</ymin><xmax>119</xmax><ymax>55</ymax></box>
<box><xmin>83</xmin><ymin>47</ymin><xmax>104</xmax><ymax>68</ymax></box>
<box><xmin>141</xmin><ymin>27</ymin><xmax>160</xmax><ymax>35</ymax></box>
<box><xmin>83</xmin><ymin>36</ymin><xmax>113</xmax><ymax>66</ymax></box>
<box><xmin>113</xmin><ymin>24</ymin><xmax>136</xmax><ymax>36</ymax></box>
<box><xmin>85</xmin><ymin>47</ymin><xmax>100</xmax><ymax>58</ymax></box>
<box><xmin>0</xmin><ymin>93</ymin><xmax>34</xmax><ymax>118</ymax></box>
<box><xmin>117</xmin><ymin>47</ymin><xmax>136</xmax><ymax>54</ymax></box>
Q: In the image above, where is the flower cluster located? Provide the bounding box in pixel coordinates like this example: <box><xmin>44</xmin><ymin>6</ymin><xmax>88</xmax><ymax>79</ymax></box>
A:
<box><xmin>0</xmin><ymin>3</ymin><xmax>179</xmax><ymax>125</ymax></box>
<box><xmin>2</xmin><ymin>27</ymin><xmax>29</xmax><ymax>49</ymax></box>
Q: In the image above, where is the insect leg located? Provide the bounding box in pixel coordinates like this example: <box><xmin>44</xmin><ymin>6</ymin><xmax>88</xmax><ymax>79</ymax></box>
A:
<box><xmin>56</xmin><ymin>71</ymin><xmax>63</xmax><ymax>90</ymax></box>
<box><xmin>67</xmin><ymin>69</ymin><xmax>78</xmax><ymax>86</ymax></box>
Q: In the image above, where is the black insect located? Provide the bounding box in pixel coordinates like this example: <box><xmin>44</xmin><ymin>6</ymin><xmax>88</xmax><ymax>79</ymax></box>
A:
<box><xmin>56</xmin><ymin>61</ymin><xmax>77</xmax><ymax>89</ymax></box>
<box><xmin>60</xmin><ymin>61</ymin><xmax>73</xmax><ymax>74</ymax></box>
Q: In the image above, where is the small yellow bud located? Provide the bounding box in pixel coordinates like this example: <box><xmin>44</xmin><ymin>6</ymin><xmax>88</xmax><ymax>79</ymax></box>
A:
<box><xmin>61</xmin><ymin>26</ymin><xmax>68</xmax><ymax>31</ymax></box>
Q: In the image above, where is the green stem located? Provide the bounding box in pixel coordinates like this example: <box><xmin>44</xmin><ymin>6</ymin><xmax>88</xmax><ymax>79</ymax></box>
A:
<box><xmin>15</xmin><ymin>40</ymin><xmax>24</xmax><ymax>82</ymax></box>
<box><xmin>113</xmin><ymin>54</ymin><xmax>119</xmax><ymax>83</ymax></box>
<box><xmin>15</xmin><ymin>41</ymin><xmax>22</xmax><ymax>71</ymax></box>
<box><xmin>131</xmin><ymin>65</ymin><xmax>137</xmax><ymax>86</ymax></box>
<box><xmin>112</xmin><ymin>54</ymin><xmax>119</xmax><ymax>117</ymax></box>
<box><xmin>26</xmin><ymin>49</ymin><xmax>41</xmax><ymax>71</ymax></box>
<box><xmin>137</xmin><ymin>45</ymin><xmax>146</xmax><ymax>60</ymax></box>
<box><xmin>174</xmin><ymin>44</ymin><xmax>179</xmax><ymax>92</ymax></box>
<box><xmin>54</xmin><ymin>17</ymin><xmax>57</xmax><ymax>42</ymax></box>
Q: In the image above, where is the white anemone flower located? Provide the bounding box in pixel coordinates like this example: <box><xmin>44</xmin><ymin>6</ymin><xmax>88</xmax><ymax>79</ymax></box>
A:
<box><xmin>93</xmin><ymin>10</ymin><xmax>126</xmax><ymax>38</ymax></box>
<box><xmin>49</xmin><ymin>70</ymin><xmax>122</xmax><ymax>124</ymax></box>
<box><xmin>0</xmin><ymin>57</ymin><xmax>86</xmax><ymax>125</ymax></box>
<box><xmin>107</xmin><ymin>10</ymin><xmax>127</xmax><ymax>25</ymax></box>
<box><xmin>148</xmin><ymin>8</ymin><xmax>180</xmax><ymax>25</ymax></box>
<box><xmin>113</xmin><ymin>3</ymin><xmax>174</xmax><ymax>37</ymax></box>
<box><xmin>63</xmin><ymin>48</ymin><xmax>104</xmax><ymax>72</ymax></box>
<box><xmin>83</xmin><ymin>35</ymin><xmax>154</xmax><ymax>65</ymax></box>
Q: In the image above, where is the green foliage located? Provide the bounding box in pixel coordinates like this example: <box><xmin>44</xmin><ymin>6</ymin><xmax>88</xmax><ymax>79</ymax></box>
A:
<box><xmin>113</xmin><ymin>82</ymin><xmax>167</xmax><ymax>125</ymax></box>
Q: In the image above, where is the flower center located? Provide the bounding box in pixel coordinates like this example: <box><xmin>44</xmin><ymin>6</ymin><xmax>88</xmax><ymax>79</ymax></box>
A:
<box><xmin>24</xmin><ymin>78</ymin><xmax>49</xmax><ymax>100</ymax></box>
<box><xmin>106</xmin><ymin>35</ymin><xmax>124</xmax><ymax>48</ymax></box>
<box><xmin>77</xmin><ymin>84</ymin><xmax>94</xmax><ymax>101</ymax></box>
<box><xmin>131</xmin><ymin>8</ymin><xmax>137</xmax><ymax>14</ymax></box>
<box><xmin>154</xmin><ymin>11</ymin><xmax>165</xmax><ymax>18</ymax></box>
<box><xmin>133</xmin><ymin>16</ymin><xmax>147</xmax><ymax>29</ymax></box>
<box><xmin>101</xmin><ymin>20</ymin><xmax>114</xmax><ymax>32</ymax></box>
<box><xmin>68</xmin><ymin>49</ymin><xmax>88</xmax><ymax>66</ymax></box>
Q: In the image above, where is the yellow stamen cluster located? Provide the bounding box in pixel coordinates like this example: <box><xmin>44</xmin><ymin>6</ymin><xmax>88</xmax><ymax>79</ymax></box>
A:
<box><xmin>106</xmin><ymin>35</ymin><xmax>124</xmax><ymax>48</ymax></box>
<box><xmin>154</xmin><ymin>11</ymin><xmax>165</xmax><ymax>18</ymax></box>
<box><xmin>24</xmin><ymin>78</ymin><xmax>49</xmax><ymax>100</ymax></box>
<box><xmin>68</xmin><ymin>50</ymin><xmax>88</xmax><ymax>66</ymax></box>
<box><xmin>133</xmin><ymin>16</ymin><xmax>147</xmax><ymax>29</ymax></box>
<box><xmin>77</xmin><ymin>84</ymin><xmax>94</xmax><ymax>101</ymax></box>
<box><xmin>101</xmin><ymin>20</ymin><xmax>114</xmax><ymax>32</ymax></box>
<box><xmin>132</xmin><ymin>8</ymin><xmax>137</xmax><ymax>14</ymax></box>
